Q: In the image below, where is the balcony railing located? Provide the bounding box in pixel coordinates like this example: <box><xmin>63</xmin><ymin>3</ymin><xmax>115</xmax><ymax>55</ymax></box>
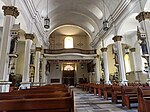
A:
<box><xmin>44</xmin><ymin>48</ymin><xmax>96</xmax><ymax>54</ymax></box>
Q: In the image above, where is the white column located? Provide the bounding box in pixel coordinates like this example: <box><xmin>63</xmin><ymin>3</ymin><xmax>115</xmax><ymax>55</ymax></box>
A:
<box><xmin>21</xmin><ymin>34</ymin><xmax>34</xmax><ymax>88</ymax></box>
<box><xmin>136</xmin><ymin>12</ymin><xmax>150</xmax><ymax>83</ymax></box>
<box><xmin>95</xmin><ymin>55</ymin><xmax>101</xmax><ymax>84</ymax></box>
<box><xmin>101</xmin><ymin>48</ymin><xmax>110</xmax><ymax>84</ymax></box>
<box><xmin>130</xmin><ymin>48</ymin><xmax>139</xmax><ymax>82</ymax></box>
<box><xmin>113</xmin><ymin>36</ymin><xmax>127</xmax><ymax>85</ymax></box>
<box><xmin>34</xmin><ymin>47</ymin><xmax>42</xmax><ymax>85</ymax></box>
<box><xmin>41</xmin><ymin>58</ymin><xmax>47</xmax><ymax>85</ymax></box>
<box><xmin>0</xmin><ymin>6</ymin><xmax>19</xmax><ymax>92</ymax></box>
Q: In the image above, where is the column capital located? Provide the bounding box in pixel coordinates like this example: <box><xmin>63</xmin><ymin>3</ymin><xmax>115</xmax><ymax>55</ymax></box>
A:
<box><xmin>112</xmin><ymin>36</ymin><xmax>122</xmax><ymax>42</ymax></box>
<box><xmin>101</xmin><ymin>48</ymin><xmax>107</xmax><ymax>52</ymax></box>
<box><xmin>36</xmin><ymin>47</ymin><xmax>42</xmax><ymax>52</ymax></box>
<box><xmin>2</xmin><ymin>6</ymin><xmax>19</xmax><ymax>18</ymax></box>
<box><xmin>25</xmin><ymin>33</ymin><xmax>34</xmax><ymax>40</ymax></box>
<box><xmin>136</xmin><ymin>11</ymin><xmax>150</xmax><ymax>22</ymax></box>
<box><xmin>130</xmin><ymin>48</ymin><xmax>136</xmax><ymax>52</ymax></box>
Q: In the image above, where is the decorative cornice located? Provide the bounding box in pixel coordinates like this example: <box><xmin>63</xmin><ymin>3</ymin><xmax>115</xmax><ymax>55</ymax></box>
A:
<box><xmin>112</xmin><ymin>36</ymin><xmax>122</xmax><ymax>42</ymax></box>
<box><xmin>101</xmin><ymin>48</ymin><xmax>107</xmax><ymax>52</ymax></box>
<box><xmin>23</xmin><ymin>0</ymin><xmax>45</xmax><ymax>44</ymax></box>
<box><xmin>25</xmin><ymin>33</ymin><xmax>34</xmax><ymax>40</ymax></box>
<box><xmin>2</xmin><ymin>6</ymin><xmax>19</xmax><ymax>18</ymax></box>
<box><xmin>136</xmin><ymin>12</ymin><xmax>150</xmax><ymax>23</ymax></box>
<box><xmin>130</xmin><ymin>48</ymin><xmax>136</xmax><ymax>52</ymax></box>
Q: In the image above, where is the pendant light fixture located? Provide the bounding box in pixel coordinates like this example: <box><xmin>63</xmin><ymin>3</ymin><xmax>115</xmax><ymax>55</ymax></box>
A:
<box><xmin>44</xmin><ymin>0</ymin><xmax>50</xmax><ymax>29</ymax></box>
<box><xmin>102</xmin><ymin>0</ymin><xmax>109</xmax><ymax>31</ymax></box>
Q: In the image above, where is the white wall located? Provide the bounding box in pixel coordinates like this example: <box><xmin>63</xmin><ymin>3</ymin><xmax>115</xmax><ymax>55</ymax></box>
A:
<box><xmin>16</xmin><ymin>41</ymin><xmax>25</xmax><ymax>77</ymax></box>
<box><xmin>75</xmin><ymin>63</ymin><xmax>89</xmax><ymax>84</ymax></box>
<box><xmin>49</xmin><ymin>63</ymin><xmax>62</xmax><ymax>84</ymax></box>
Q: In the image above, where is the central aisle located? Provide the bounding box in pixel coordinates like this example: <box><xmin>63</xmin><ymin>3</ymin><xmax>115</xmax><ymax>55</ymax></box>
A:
<box><xmin>73</xmin><ymin>88</ymin><xmax>137</xmax><ymax>112</ymax></box>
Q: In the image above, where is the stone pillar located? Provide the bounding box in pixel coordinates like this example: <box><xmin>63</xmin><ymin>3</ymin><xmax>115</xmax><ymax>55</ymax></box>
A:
<box><xmin>136</xmin><ymin>12</ymin><xmax>150</xmax><ymax>83</ymax></box>
<box><xmin>112</xmin><ymin>36</ymin><xmax>127</xmax><ymax>85</ymax></box>
<box><xmin>130</xmin><ymin>48</ymin><xmax>139</xmax><ymax>82</ymax></box>
<box><xmin>41</xmin><ymin>58</ymin><xmax>47</xmax><ymax>85</ymax></box>
<box><xmin>0</xmin><ymin>6</ymin><xmax>19</xmax><ymax>92</ymax></box>
<box><xmin>95</xmin><ymin>55</ymin><xmax>101</xmax><ymax>84</ymax></box>
<box><xmin>101</xmin><ymin>48</ymin><xmax>111</xmax><ymax>84</ymax></box>
<box><xmin>21</xmin><ymin>34</ymin><xmax>34</xmax><ymax>88</ymax></box>
<box><xmin>34</xmin><ymin>47</ymin><xmax>42</xmax><ymax>86</ymax></box>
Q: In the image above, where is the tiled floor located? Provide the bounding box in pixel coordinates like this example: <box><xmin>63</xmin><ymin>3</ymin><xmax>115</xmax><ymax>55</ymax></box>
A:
<box><xmin>74</xmin><ymin>88</ymin><xmax>138</xmax><ymax>112</ymax></box>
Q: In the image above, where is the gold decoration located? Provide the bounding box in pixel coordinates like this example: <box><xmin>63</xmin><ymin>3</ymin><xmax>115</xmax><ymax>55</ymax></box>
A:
<box><xmin>130</xmin><ymin>48</ymin><xmax>136</xmax><ymax>52</ymax></box>
<box><xmin>112</xmin><ymin>36</ymin><xmax>122</xmax><ymax>42</ymax></box>
<box><xmin>25</xmin><ymin>33</ymin><xmax>34</xmax><ymax>40</ymax></box>
<box><xmin>2</xmin><ymin>6</ymin><xmax>19</xmax><ymax>18</ymax></box>
<box><xmin>136</xmin><ymin>11</ymin><xmax>150</xmax><ymax>23</ymax></box>
<box><xmin>101</xmin><ymin>48</ymin><xmax>107</xmax><ymax>52</ymax></box>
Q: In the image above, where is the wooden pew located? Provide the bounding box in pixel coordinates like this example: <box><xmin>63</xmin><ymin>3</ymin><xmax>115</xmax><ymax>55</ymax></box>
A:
<box><xmin>137</xmin><ymin>86</ymin><xmax>150</xmax><ymax>112</ymax></box>
<box><xmin>111</xmin><ymin>85</ymin><xmax>122</xmax><ymax>103</ymax></box>
<box><xmin>89</xmin><ymin>83</ymin><xmax>95</xmax><ymax>93</ymax></box>
<box><xmin>0</xmin><ymin>97</ymin><xmax>74</xmax><ymax>112</ymax></box>
<box><xmin>121</xmin><ymin>86</ymin><xmax>138</xmax><ymax>109</ymax></box>
<box><xmin>0</xmin><ymin>92</ymin><xmax>71</xmax><ymax>100</ymax></box>
<box><xmin>0</xmin><ymin>84</ymin><xmax>74</xmax><ymax>112</ymax></box>
<box><xmin>103</xmin><ymin>84</ymin><xmax>112</xmax><ymax>100</ymax></box>
<box><xmin>97</xmin><ymin>84</ymin><xmax>104</xmax><ymax>97</ymax></box>
<box><xmin>143</xmin><ymin>98</ymin><xmax>150</xmax><ymax>112</ymax></box>
<box><xmin>93</xmin><ymin>84</ymin><xmax>99</xmax><ymax>95</ymax></box>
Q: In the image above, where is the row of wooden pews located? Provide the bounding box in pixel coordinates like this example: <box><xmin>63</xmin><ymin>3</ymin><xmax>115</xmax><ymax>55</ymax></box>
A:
<box><xmin>0</xmin><ymin>84</ymin><xmax>74</xmax><ymax>112</ymax></box>
<box><xmin>78</xmin><ymin>83</ymin><xmax>150</xmax><ymax>112</ymax></box>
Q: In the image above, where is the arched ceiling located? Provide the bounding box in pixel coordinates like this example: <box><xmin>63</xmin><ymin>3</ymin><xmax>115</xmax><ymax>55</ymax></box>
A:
<box><xmin>52</xmin><ymin>25</ymin><xmax>87</xmax><ymax>36</ymax></box>
<box><xmin>0</xmin><ymin>0</ymin><xmax>124</xmax><ymax>45</ymax></box>
<box><xmin>32</xmin><ymin>0</ymin><xmax>122</xmax><ymax>38</ymax></box>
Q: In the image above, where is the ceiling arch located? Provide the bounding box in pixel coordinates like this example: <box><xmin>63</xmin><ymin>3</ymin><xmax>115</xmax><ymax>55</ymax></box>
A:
<box><xmin>48</xmin><ymin>24</ymin><xmax>93</xmax><ymax>41</ymax></box>
<box><xmin>48</xmin><ymin>12</ymin><xmax>98</xmax><ymax>39</ymax></box>
<box><xmin>47</xmin><ymin>4</ymin><xmax>102</xmax><ymax>29</ymax></box>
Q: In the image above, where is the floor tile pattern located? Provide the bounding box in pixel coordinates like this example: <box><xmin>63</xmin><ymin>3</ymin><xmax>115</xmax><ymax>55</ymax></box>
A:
<box><xmin>74</xmin><ymin>88</ymin><xmax>138</xmax><ymax>112</ymax></box>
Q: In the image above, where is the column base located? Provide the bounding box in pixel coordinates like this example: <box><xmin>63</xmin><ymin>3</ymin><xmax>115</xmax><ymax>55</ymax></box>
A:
<box><xmin>105</xmin><ymin>80</ymin><xmax>111</xmax><ymax>85</ymax></box>
<box><xmin>96</xmin><ymin>81</ymin><xmax>100</xmax><ymax>84</ymax></box>
<box><xmin>32</xmin><ymin>82</ymin><xmax>41</xmax><ymax>86</ymax></box>
<box><xmin>119</xmin><ymin>80</ymin><xmax>128</xmax><ymax>86</ymax></box>
<box><xmin>0</xmin><ymin>81</ymin><xmax>12</xmax><ymax>92</ymax></box>
<box><xmin>135</xmin><ymin>80</ymin><xmax>140</xmax><ymax>83</ymax></box>
<box><xmin>41</xmin><ymin>82</ymin><xmax>46</xmax><ymax>86</ymax></box>
<box><xmin>146</xmin><ymin>79</ymin><xmax>150</xmax><ymax>85</ymax></box>
<box><xmin>20</xmin><ymin>82</ymin><xmax>31</xmax><ymax>89</ymax></box>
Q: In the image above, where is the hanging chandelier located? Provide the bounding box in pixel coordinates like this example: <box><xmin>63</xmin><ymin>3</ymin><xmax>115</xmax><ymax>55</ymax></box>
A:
<box><xmin>44</xmin><ymin>17</ymin><xmax>50</xmax><ymax>29</ymax></box>
<box><xmin>102</xmin><ymin>0</ymin><xmax>109</xmax><ymax>31</ymax></box>
<box><xmin>44</xmin><ymin>0</ymin><xmax>50</xmax><ymax>29</ymax></box>
<box><xmin>103</xmin><ymin>19</ymin><xmax>109</xmax><ymax>31</ymax></box>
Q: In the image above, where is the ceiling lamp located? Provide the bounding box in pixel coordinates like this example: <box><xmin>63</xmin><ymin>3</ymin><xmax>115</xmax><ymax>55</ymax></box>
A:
<box><xmin>102</xmin><ymin>0</ymin><xmax>109</xmax><ymax>31</ymax></box>
<box><xmin>103</xmin><ymin>19</ymin><xmax>109</xmax><ymax>31</ymax></box>
<box><xmin>44</xmin><ymin>0</ymin><xmax>50</xmax><ymax>29</ymax></box>
<box><xmin>44</xmin><ymin>17</ymin><xmax>50</xmax><ymax>29</ymax></box>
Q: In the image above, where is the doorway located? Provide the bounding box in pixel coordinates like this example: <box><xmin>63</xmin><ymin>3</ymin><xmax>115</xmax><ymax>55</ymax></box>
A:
<box><xmin>62</xmin><ymin>70</ymin><xmax>74</xmax><ymax>86</ymax></box>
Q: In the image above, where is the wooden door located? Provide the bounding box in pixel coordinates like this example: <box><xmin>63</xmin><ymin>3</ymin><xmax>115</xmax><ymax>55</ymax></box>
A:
<box><xmin>62</xmin><ymin>70</ymin><xmax>74</xmax><ymax>86</ymax></box>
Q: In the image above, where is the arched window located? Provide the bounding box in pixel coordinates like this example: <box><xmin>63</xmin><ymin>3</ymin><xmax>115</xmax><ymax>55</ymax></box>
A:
<box><xmin>124</xmin><ymin>54</ymin><xmax>131</xmax><ymax>73</ymax></box>
<box><xmin>64</xmin><ymin>65</ymin><xmax>74</xmax><ymax>71</ymax></box>
<box><xmin>64</xmin><ymin>36</ymin><xmax>73</xmax><ymax>48</ymax></box>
